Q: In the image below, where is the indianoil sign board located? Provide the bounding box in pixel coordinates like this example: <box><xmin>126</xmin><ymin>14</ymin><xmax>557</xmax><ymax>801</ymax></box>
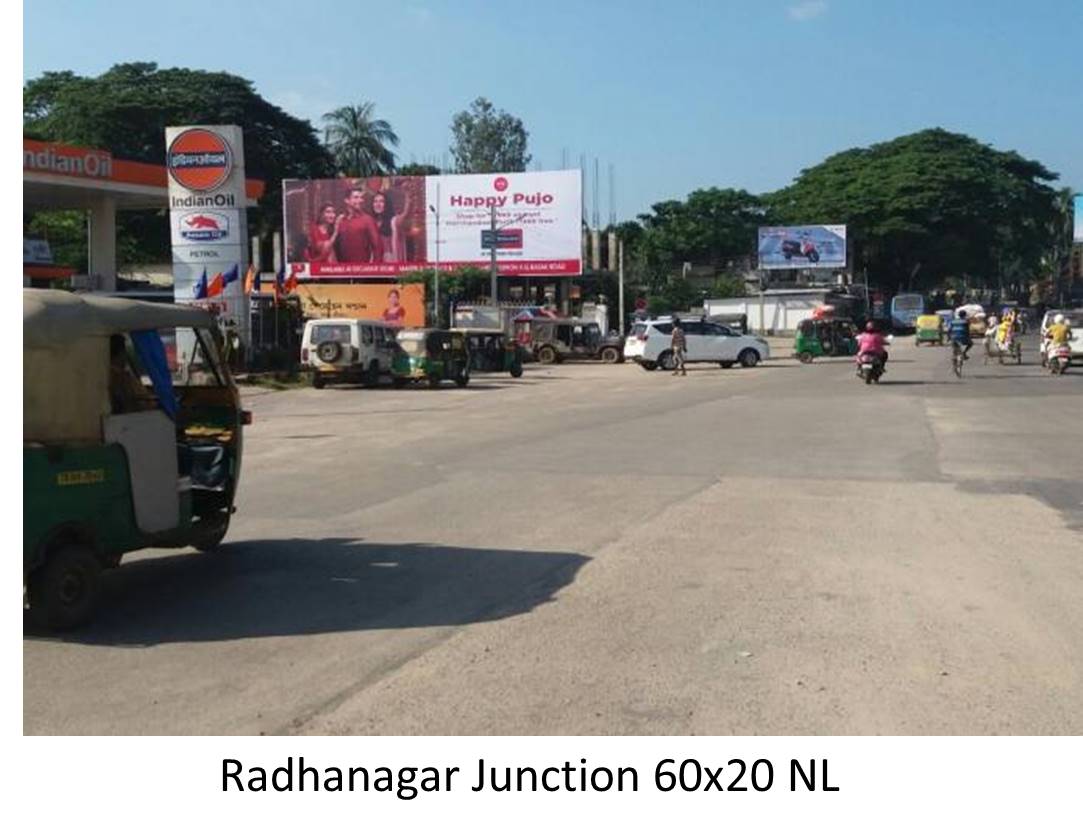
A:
<box><xmin>166</xmin><ymin>125</ymin><xmax>250</xmax><ymax>347</ymax></box>
<box><xmin>283</xmin><ymin>170</ymin><xmax>583</xmax><ymax>279</ymax></box>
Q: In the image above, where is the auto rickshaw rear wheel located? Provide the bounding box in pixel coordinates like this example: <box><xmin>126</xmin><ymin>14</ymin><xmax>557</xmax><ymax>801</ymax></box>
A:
<box><xmin>797</xmin><ymin>352</ymin><xmax>813</xmax><ymax>364</ymax></box>
<box><xmin>455</xmin><ymin>371</ymin><xmax>470</xmax><ymax>387</ymax></box>
<box><xmin>510</xmin><ymin>363</ymin><xmax>523</xmax><ymax>378</ymax></box>
<box><xmin>600</xmin><ymin>346</ymin><xmax>621</xmax><ymax>364</ymax></box>
<box><xmin>27</xmin><ymin>543</ymin><xmax>102</xmax><ymax>630</ymax></box>
<box><xmin>537</xmin><ymin>345</ymin><xmax>557</xmax><ymax>364</ymax></box>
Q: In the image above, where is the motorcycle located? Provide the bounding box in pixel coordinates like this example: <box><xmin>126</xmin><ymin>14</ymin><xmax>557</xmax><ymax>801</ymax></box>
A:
<box><xmin>856</xmin><ymin>351</ymin><xmax>885</xmax><ymax>384</ymax></box>
<box><xmin>781</xmin><ymin>238</ymin><xmax>821</xmax><ymax>263</ymax></box>
<box><xmin>1047</xmin><ymin>343</ymin><xmax>1072</xmax><ymax>375</ymax></box>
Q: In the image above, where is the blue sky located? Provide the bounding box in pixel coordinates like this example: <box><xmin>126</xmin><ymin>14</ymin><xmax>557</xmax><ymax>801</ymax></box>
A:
<box><xmin>24</xmin><ymin>0</ymin><xmax>1082</xmax><ymax>221</ymax></box>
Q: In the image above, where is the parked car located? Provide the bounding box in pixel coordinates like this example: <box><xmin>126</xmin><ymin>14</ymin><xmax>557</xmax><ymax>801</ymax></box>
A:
<box><xmin>528</xmin><ymin>318</ymin><xmax>624</xmax><ymax>364</ymax></box>
<box><xmin>300</xmin><ymin>318</ymin><xmax>398</xmax><ymax>388</ymax></box>
<box><xmin>624</xmin><ymin>317</ymin><xmax>770</xmax><ymax>371</ymax></box>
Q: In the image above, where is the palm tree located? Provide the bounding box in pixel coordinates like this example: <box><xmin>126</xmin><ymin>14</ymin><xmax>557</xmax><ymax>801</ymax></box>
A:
<box><xmin>322</xmin><ymin>102</ymin><xmax>399</xmax><ymax>176</ymax></box>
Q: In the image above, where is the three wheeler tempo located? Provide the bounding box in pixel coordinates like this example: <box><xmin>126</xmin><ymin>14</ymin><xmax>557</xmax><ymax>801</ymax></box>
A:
<box><xmin>455</xmin><ymin>328</ymin><xmax>524</xmax><ymax>378</ymax></box>
<box><xmin>793</xmin><ymin>317</ymin><xmax>859</xmax><ymax>363</ymax></box>
<box><xmin>391</xmin><ymin>328</ymin><xmax>471</xmax><ymax>387</ymax></box>
<box><xmin>914</xmin><ymin>314</ymin><xmax>945</xmax><ymax>346</ymax></box>
<box><xmin>23</xmin><ymin>290</ymin><xmax>249</xmax><ymax>628</ymax></box>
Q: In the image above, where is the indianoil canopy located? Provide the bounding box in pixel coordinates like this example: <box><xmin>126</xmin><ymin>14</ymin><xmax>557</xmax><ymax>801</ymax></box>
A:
<box><xmin>283</xmin><ymin>170</ymin><xmax>583</xmax><ymax>279</ymax></box>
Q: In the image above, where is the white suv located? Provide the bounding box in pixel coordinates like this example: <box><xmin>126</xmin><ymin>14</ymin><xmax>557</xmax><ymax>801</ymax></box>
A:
<box><xmin>624</xmin><ymin>318</ymin><xmax>770</xmax><ymax>371</ymax></box>
<box><xmin>301</xmin><ymin>318</ymin><xmax>398</xmax><ymax>388</ymax></box>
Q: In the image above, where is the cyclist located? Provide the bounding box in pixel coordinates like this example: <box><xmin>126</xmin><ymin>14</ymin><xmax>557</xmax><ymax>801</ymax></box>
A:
<box><xmin>948</xmin><ymin>309</ymin><xmax>972</xmax><ymax>361</ymax></box>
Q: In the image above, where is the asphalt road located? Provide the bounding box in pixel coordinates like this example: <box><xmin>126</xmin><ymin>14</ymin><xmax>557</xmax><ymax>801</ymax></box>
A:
<box><xmin>24</xmin><ymin>335</ymin><xmax>1083</xmax><ymax>734</ymax></box>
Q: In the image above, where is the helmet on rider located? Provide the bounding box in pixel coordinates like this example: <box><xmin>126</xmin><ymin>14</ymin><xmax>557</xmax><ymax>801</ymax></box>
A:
<box><xmin>957</xmin><ymin>309</ymin><xmax>968</xmax><ymax>319</ymax></box>
<box><xmin>1054</xmin><ymin>313</ymin><xmax>1065</xmax><ymax>325</ymax></box>
<box><xmin>1064</xmin><ymin>319</ymin><xmax>1073</xmax><ymax>328</ymax></box>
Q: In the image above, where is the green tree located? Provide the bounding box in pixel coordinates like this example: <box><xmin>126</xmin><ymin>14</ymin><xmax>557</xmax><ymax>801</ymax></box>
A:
<box><xmin>322</xmin><ymin>102</ymin><xmax>399</xmax><ymax>176</ymax></box>
<box><xmin>449</xmin><ymin>97</ymin><xmax>531</xmax><ymax>173</ymax></box>
<box><xmin>397</xmin><ymin>162</ymin><xmax>442</xmax><ymax>176</ymax></box>
<box><xmin>23</xmin><ymin>62</ymin><xmax>335</xmax><ymax>261</ymax></box>
<box><xmin>625</xmin><ymin>189</ymin><xmax>769</xmax><ymax>295</ymax></box>
<box><xmin>768</xmin><ymin>128</ymin><xmax>1060</xmax><ymax>291</ymax></box>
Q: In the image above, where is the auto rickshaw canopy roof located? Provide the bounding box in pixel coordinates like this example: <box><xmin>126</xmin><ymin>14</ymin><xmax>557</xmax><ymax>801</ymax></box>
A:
<box><xmin>24</xmin><ymin>288</ymin><xmax>213</xmax><ymax>349</ymax></box>
<box><xmin>24</xmin><ymin>289</ymin><xmax>214</xmax><ymax>444</ymax></box>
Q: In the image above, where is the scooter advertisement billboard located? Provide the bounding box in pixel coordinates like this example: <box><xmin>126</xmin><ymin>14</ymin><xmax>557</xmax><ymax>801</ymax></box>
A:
<box><xmin>758</xmin><ymin>225</ymin><xmax>847</xmax><ymax>270</ymax></box>
<box><xmin>283</xmin><ymin>170</ymin><xmax>582</xmax><ymax>279</ymax></box>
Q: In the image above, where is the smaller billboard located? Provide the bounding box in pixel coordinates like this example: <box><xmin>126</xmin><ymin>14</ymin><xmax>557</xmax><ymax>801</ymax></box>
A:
<box><xmin>758</xmin><ymin>225</ymin><xmax>847</xmax><ymax>270</ymax></box>
<box><xmin>295</xmin><ymin>283</ymin><xmax>425</xmax><ymax>327</ymax></box>
<box><xmin>1074</xmin><ymin>195</ymin><xmax>1082</xmax><ymax>243</ymax></box>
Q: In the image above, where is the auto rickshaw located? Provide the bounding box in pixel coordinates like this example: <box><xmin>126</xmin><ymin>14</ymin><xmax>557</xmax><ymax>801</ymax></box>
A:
<box><xmin>914</xmin><ymin>314</ymin><xmax>945</xmax><ymax>346</ymax></box>
<box><xmin>23</xmin><ymin>290</ymin><xmax>249</xmax><ymax>629</ymax></box>
<box><xmin>391</xmin><ymin>328</ymin><xmax>471</xmax><ymax>387</ymax></box>
<box><xmin>454</xmin><ymin>328</ymin><xmax>524</xmax><ymax>378</ymax></box>
<box><xmin>793</xmin><ymin>317</ymin><xmax>858</xmax><ymax>363</ymax></box>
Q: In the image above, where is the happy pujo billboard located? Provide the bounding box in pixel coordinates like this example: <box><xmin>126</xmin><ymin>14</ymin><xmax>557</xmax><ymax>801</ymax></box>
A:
<box><xmin>283</xmin><ymin>170</ymin><xmax>582</xmax><ymax>279</ymax></box>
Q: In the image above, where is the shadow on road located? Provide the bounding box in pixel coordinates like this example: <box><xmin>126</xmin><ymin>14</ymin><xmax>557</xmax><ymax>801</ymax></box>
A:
<box><xmin>24</xmin><ymin>539</ymin><xmax>588</xmax><ymax>647</ymax></box>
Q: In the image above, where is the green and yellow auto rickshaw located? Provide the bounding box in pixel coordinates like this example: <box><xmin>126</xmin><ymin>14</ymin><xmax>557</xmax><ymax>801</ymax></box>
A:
<box><xmin>23</xmin><ymin>290</ymin><xmax>250</xmax><ymax>629</ymax></box>
<box><xmin>793</xmin><ymin>318</ymin><xmax>859</xmax><ymax>363</ymax></box>
<box><xmin>454</xmin><ymin>328</ymin><xmax>524</xmax><ymax>378</ymax></box>
<box><xmin>391</xmin><ymin>328</ymin><xmax>471</xmax><ymax>388</ymax></box>
<box><xmin>914</xmin><ymin>314</ymin><xmax>945</xmax><ymax>346</ymax></box>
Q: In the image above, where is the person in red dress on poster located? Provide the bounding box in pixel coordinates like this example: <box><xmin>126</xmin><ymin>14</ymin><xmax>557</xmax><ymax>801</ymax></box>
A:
<box><xmin>381</xmin><ymin>288</ymin><xmax>406</xmax><ymax>327</ymax></box>
<box><xmin>304</xmin><ymin>203</ymin><xmax>339</xmax><ymax>262</ymax></box>
<box><xmin>372</xmin><ymin>190</ymin><xmax>411</xmax><ymax>263</ymax></box>
<box><xmin>334</xmin><ymin>188</ymin><xmax>381</xmax><ymax>264</ymax></box>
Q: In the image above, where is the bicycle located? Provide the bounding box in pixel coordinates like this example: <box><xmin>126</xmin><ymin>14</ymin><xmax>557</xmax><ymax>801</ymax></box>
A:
<box><xmin>951</xmin><ymin>341</ymin><xmax>969</xmax><ymax>377</ymax></box>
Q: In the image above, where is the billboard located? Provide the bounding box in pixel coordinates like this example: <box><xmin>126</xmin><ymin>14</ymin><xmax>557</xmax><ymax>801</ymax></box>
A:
<box><xmin>1074</xmin><ymin>195</ymin><xmax>1082</xmax><ymax>243</ymax></box>
<box><xmin>758</xmin><ymin>225</ymin><xmax>847</xmax><ymax>270</ymax></box>
<box><xmin>284</xmin><ymin>170</ymin><xmax>582</xmax><ymax>279</ymax></box>
<box><xmin>294</xmin><ymin>282</ymin><xmax>425</xmax><ymax>327</ymax></box>
<box><xmin>166</xmin><ymin>125</ymin><xmax>250</xmax><ymax>347</ymax></box>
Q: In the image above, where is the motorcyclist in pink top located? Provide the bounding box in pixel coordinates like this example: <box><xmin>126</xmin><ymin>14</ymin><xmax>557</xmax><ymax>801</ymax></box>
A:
<box><xmin>855</xmin><ymin>321</ymin><xmax>888</xmax><ymax>368</ymax></box>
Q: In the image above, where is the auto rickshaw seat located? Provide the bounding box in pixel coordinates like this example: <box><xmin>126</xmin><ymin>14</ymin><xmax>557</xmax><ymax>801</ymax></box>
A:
<box><xmin>103</xmin><ymin>411</ymin><xmax>180</xmax><ymax>534</ymax></box>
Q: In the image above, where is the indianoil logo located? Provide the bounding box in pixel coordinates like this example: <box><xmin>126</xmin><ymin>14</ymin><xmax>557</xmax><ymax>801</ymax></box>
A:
<box><xmin>167</xmin><ymin>128</ymin><xmax>233</xmax><ymax>192</ymax></box>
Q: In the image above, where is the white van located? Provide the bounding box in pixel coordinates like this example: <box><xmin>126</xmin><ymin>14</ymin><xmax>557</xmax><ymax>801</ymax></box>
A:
<box><xmin>301</xmin><ymin>318</ymin><xmax>399</xmax><ymax>388</ymax></box>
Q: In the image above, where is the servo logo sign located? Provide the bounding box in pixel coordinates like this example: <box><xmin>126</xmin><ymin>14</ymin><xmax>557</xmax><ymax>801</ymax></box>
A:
<box><xmin>167</xmin><ymin>128</ymin><xmax>233</xmax><ymax>192</ymax></box>
<box><xmin>178</xmin><ymin>211</ymin><xmax>231</xmax><ymax>242</ymax></box>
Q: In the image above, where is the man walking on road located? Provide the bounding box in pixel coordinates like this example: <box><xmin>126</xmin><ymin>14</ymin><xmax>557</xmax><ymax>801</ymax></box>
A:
<box><xmin>671</xmin><ymin>316</ymin><xmax>687</xmax><ymax>376</ymax></box>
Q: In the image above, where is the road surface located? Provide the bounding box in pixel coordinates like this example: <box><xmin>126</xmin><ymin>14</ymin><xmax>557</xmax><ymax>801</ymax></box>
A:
<box><xmin>24</xmin><ymin>336</ymin><xmax>1083</xmax><ymax>734</ymax></box>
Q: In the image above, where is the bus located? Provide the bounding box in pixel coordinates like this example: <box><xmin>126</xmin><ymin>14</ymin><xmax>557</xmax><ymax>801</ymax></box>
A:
<box><xmin>890</xmin><ymin>293</ymin><xmax>925</xmax><ymax>330</ymax></box>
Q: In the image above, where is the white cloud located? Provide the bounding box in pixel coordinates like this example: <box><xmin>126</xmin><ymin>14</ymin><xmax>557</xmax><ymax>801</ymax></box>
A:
<box><xmin>788</xmin><ymin>1</ymin><xmax>829</xmax><ymax>21</ymax></box>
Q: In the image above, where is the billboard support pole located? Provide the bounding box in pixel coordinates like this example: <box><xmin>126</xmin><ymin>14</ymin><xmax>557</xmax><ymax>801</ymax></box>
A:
<box><xmin>490</xmin><ymin>205</ymin><xmax>498</xmax><ymax>303</ymax></box>
<box><xmin>759</xmin><ymin>270</ymin><xmax>766</xmax><ymax>335</ymax></box>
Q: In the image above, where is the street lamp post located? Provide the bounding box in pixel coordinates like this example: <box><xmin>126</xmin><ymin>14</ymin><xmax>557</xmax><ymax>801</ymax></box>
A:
<box><xmin>428</xmin><ymin>184</ymin><xmax>440</xmax><ymax>327</ymax></box>
<box><xmin>490</xmin><ymin>205</ymin><xmax>498</xmax><ymax>303</ymax></box>
<box><xmin>486</xmin><ymin>207</ymin><xmax>530</xmax><ymax>308</ymax></box>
